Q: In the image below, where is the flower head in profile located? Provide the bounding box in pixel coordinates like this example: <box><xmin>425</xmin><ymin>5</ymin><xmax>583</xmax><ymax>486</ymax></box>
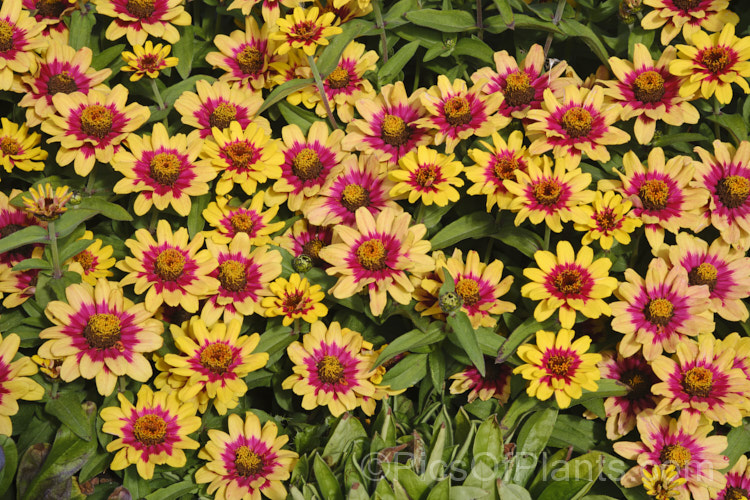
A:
<box><xmin>641</xmin><ymin>0</ymin><xmax>738</xmax><ymax>45</ymax></box>
<box><xmin>342</xmin><ymin>82</ymin><xmax>432</xmax><ymax>164</ymax></box>
<box><xmin>611</xmin><ymin>258</ymin><xmax>714</xmax><ymax>362</ymax></box>
<box><xmin>95</xmin><ymin>0</ymin><xmax>192</xmax><ymax>46</ymax></box>
<box><xmin>526</xmin><ymin>85</ymin><xmax>629</xmax><ymax>169</ymax></box>
<box><xmin>202</xmin><ymin>193</ymin><xmax>284</xmax><ymax>246</ymax></box>
<box><xmin>206</xmin><ymin>17</ymin><xmax>277</xmax><ymax>90</ymax></box>
<box><xmin>0</xmin><ymin>0</ymin><xmax>45</xmax><ymax>91</ymax></box>
<box><xmin>283</xmin><ymin>321</ymin><xmax>376</xmax><ymax>416</ymax></box>
<box><xmin>262</xmin><ymin>273</ymin><xmax>328</xmax><ymax>326</ymax></box>
<box><xmin>112</xmin><ymin>123</ymin><xmax>216</xmax><ymax>217</ymax></box>
<box><xmin>389</xmin><ymin>146</ymin><xmax>465</xmax><ymax>207</ymax></box>
<box><xmin>0</xmin><ymin>332</ymin><xmax>44</xmax><ymax>436</ymax></box>
<box><xmin>450</xmin><ymin>358</ymin><xmax>513</xmax><ymax>403</ymax></box>
<box><xmin>271</xmin><ymin>7</ymin><xmax>342</xmax><ymax>56</ymax></box>
<box><xmin>472</xmin><ymin>44</ymin><xmax>569</xmax><ymax>119</ymax></box>
<box><xmin>418</xmin><ymin>75</ymin><xmax>509</xmax><ymax>153</ymax></box>
<box><xmin>158</xmin><ymin>317</ymin><xmax>268</xmax><ymax>414</ymax></box>
<box><xmin>38</xmin><ymin>279</ymin><xmax>164</xmax><ymax>396</ymax></box>
<box><xmin>605</xmin><ymin>44</ymin><xmax>699</xmax><ymax>145</ymax></box>
<box><xmin>64</xmin><ymin>230</ymin><xmax>116</xmax><ymax>285</ymax></box>
<box><xmin>514</xmin><ymin>329</ymin><xmax>602</xmax><ymax>409</ymax></box>
<box><xmin>101</xmin><ymin>385</ymin><xmax>201</xmax><ymax>480</ymax></box>
<box><xmin>196</xmin><ymin>411</ymin><xmax>298</xmax><ymax>500</ymax></box>
<box><xmin>118</xmin><ymin>220</ymin><xmax>220</xmax><ymax>313</ymax></box>
<box><xmin>320</xmin><ymin>208</ymin><xmax>434</xmax><ymax>316</ymax></box>
<box><xmin>572</xmin><ymin>191</ymin><xmax>643</xmax><ymax>250</ymax></box>
<box><xmin>0</xmin><ymin>118</ymin><xmax>47</xmax><ymax>175</ymax></box>
<box><xmin>522</xmin><ymin>241</ymin><xmax>617</xmax><ymax>329</ymax></box>
<box><xmin>121</xmin><ymin>40</ymin><xmax>178</xmax><ymax>81</ymax></box>
<box><xmin>22</xmin><ymin>183</ymin><xmax>72</xmax><ymax>221</ymax></box>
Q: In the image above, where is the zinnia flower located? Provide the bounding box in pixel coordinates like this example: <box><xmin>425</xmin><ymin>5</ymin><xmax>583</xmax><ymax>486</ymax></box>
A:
<box><xmin>276</xmin><ymin>219</ymin><xmax>332</xmax><ymax>268</ymax></box>
<box><xmin>21</xmin><ymin>0</ymin><xmax>73</xmax><ymax>42</ymax></box>
<box><xmin>449</xmin><ymin>358</ymin><xmax>513</xmax><ymax>403</ymax></box>
<box><xmin>0</xmin><ymin>118</ymin><xmax>47</xmax><ymax>175</ymax></box>
<box><xmin>641</xmin><ymin>464</ymin><xmax>688</xmax><ymax>500</ymax></box>
<box><xmin>101</xmin><ymin>385</ymin><xmax>201</xmax><ymax>479</ymax></box>
<box><xmin>271</xmin><ymin>6</ymin><xmax>342</xmax><ymax>56</ymax></box>
<box><xmin>64</xmin><ymin>230</ymin><xmax>117</xmax><ymax>285</ymax></box>
<box><xmin>641</xmin><ymin>0</ymin><xmax>738</xmax><ymax>45</ymax></box>
<box><xmin>121</xmin><ymin>40</ymin><xmax>178</xmax><ymax>81</ymax></box>
<box><xmin>521</xmin><ymin>241</ymin><xmax>617</xmax><ymax>329</ymax></box>
<box><xmin>38</xmin><ymin>279</ymin><xmax>164</xmax><ymax>396</ymax></box>
<box><xmin>389</xmin><ymin>145</ymin><xmax>465</xmax><ymax>207</ymax></box>
<box><xmin>514</xmin><ymin>329</ymin><xmax>602</xmax><ymax>409</ymax></box>
<box><xmin>22</xmin><ymin>183</ymin><xmax>72</xmax><ymax>221</ymax></box>
<box><xmin>716</xmin><ymin>455</ymin><xmax>750</xmax><ymax>500</ymax></box>
<box><xmin>95</xmin><ymin>0</ymin><xmax>192</xmax><ymax>46</ymax></box>
<box><xmin>195</xmin><ymin>411</ymin><xmax>298</xmax><ymax>500</ymax></box>
<box><xmin>0</xmin><ymin>0</ymin><xmax>45</xmax><ymax>91</ymax></box>
<box><xmin>0</xmin><ymin>332</ymin><xmax>44</xmax><ymax>436</ymax></box>
<box><xmin>572</xmin><ymin>191</ymin><xmax>643</xmax><ymax>250</ymax></box>
<box><xmin>262</xmin><ymin>273</ymin><xmax>328</xmax><ymax>326</ymax></box>
<box><xmin>202</xmin><ymin>193</ymin><xmax>285</xmax><ymax>246</ymax></box>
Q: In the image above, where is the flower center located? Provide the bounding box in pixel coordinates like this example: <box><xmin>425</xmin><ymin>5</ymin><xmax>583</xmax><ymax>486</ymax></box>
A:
<box><xmin>633</xmin><ymin>70</ymin><xmax>666</xmax><ymax>103</ymax></box>
<box><xmin>594</xmin><ymin>208</ymin><xmax>618</xmax><ymax>232</ymax></box>
<box><xmin>621</xmin><ymin>369</ymin><xmax>651</xmax><ymax>399</ymax></box>
<box><xmin>223</xmin><ymin>141</ymin><xmax>259</xmax><ymax>171</ymax></box>
<box><xmin>455</xmin><ymin>278</ymin><xmax>481</xmax><ymax>306</ymax></box>
<box><xmin>356</xmin><ymin>239</ymin><xmax>387</xmax><ymax>271</ymax></box>
<box><xmin>200</xmin><ymin>343</ymin><xmax>234</xmax><ymax>374</ymax></box>
<box><xmin>73</xmin><ymin>250</ymin><xmax>95</xmax><ymax>271</ymax></box>
<box><xmin>149</xmin><ymin>153</ymin><xmax>182</xmax><ymax>186</ymax></box>
<box><xmin>326</xmin><ymin>66</ymin><xmax>350</xmax><ymax>89</ymax></box>
<box><xmin>133</xmin><ymin>414</ymin><xmax>167</xmax><ymax>446</ymax></box>
<box><xmin>292</xmin><ymin>148</ymin><xmax>323</xmax><ymax>181</ymax></box>
<box><xmin>671</xmin><ymin>0</ymin><xmax>701</xmax><ymax>10</ymax></box>
<box><xmin>292</xmin><ymin>21</ymin><xmax>321</xmax><ymax>41</ymax></box>
<box><xmin>36</xmin><ymin>0</ymin><xmax>68</xmax><ymax>17</ymax></box>
<box><xmin>415</xmin><ymin>164</ymin><xmax>439</xmax><ymax>188</ymax></box>
<box><xmin>503</xmin><ymin>71</ymin><xmax>535</xmax><ymax>107</ymax></box>
<box><xmin>154</xmin><ymin>248</ymin><xmax>185</xmax><ymax>281</ymax></box>
<box><xmin>230</xmin><ymin>213</ymin><xmax>256</xmax><ymax>234</ymax></box>
<box><xmin>546</xmin><ymin>354</ymin><xmax>573</xmax><ymax>376</ymax></box>
<box><xmin>443</xmin><ymin>96</ymin><xmax>472</xmax><ymax>126</ymax></box>
<box><xmin>0</xmin><ymin>137</ymin><xmax>19</xmax><ymax>156</ymax></box>
<box><xmin>381</xmin><ymin>114</ymin><xmax>411</xmax><ymax>146</ymax></box>
<box><xmin>138</xmin><ymin>54</ymin><xmax>161</xmax><ymax>72</ymax></box>
<box><xmin>218</xmin><ymin>260</ymin><xmax>247</xmax><ymax>292</ymax></box>
<box><xmin>660</xmin><ymin>444</ymin><xmax>691</xmax><ymax>469</ymax></box>
<box><xmin>682</xmin><ymin>366</ymin><xmax>713</xmax><ymax>398</ymax></box>
<box><xmin>125</xmin><ymin>0</ymin><xmax>156</xmax><ymax>18</ymax></box>
<box><xmin>47</xmin><ymin>71</ymin><xmax>78</xmax><ymax>95</ymax></box>
<box><xmin>493</xmin><ymin>155</ymin><xmax>519</xmax><ymax>181</ymax></box>
<box><xmin>0</xmin><ymin>223</ymin><xmax>23</xmax><ymax>238</ymax></box>
<box><xmin>644</xmin><ymin>298</ymin><xmax>674</xmax><ymax>326</ymax></box>
<box><xmin>553</xmin><ymin>269</ymin><xmax>583</xmax><ymax>295</ymax></box>
<box><xmin>80</xmin><ymin>105</ymin><xmax>114</xmax><ymax>140</ymax></box>
<box><xmin>236</xmin><ymin>46</ymin><xmax>263</xmax><ymax>74</ymax></box>
<box><xmin>0</xmin><ymin>21</ymin><xmax>14</xmax><ymax>52</ymax></box>
<box><xmin>235</xmin><ymin>445</ymin><xmax>264</xmax><ymax>477</ymax></box>
<box><xmin>303</xmin><ymin>239</ymin><xmax>324</xmax><ymax>261</ymax></box>
<box><xmin>209</xmin><ymin>103</ymin><xmax>238</xmax><ymax>131</ymax></box>
<box><xmin>532</xmin><ymin>178</ymin><xmax>562</xmax><ymax>206</ymax></box>
<box><xmin>716</xmin><ymin>175</ymin><xmax>749</xmax><ymax>208</ymax></box>
<box><xmin>282</xmin><ymin>291</ymin><xmax>307</xmax><ymax>313</ymax></box>
<box><xmin>561</xmin><ymin>107</ymin><xmax>593</xmax><ymax>138</ymax></box>
<box><xmin>638</xmin><ymin>179</ymin><xmax>670</xmax><ymax>210</ymax></box>
<box><xmin>340</xmin><ymin>184</ymin><xmax>370</xmax><ymax>212</ymax></box>
<box><xmin>725</xmin><ymin>487</ymin><xmax>750</xmax><ymax>500</ymax></box>
<box><xmin>687</xmin><ymin>262</ymin><xmax>717</xmax><ymax>292</ymax></box>
<box><xmin>317</xmin><ymin>355</ymin><xmax>344</xmax><ymax>384</ymax></box>
<box><xmin>700</xmin><ymin>46</ymin><xmax>731</xmax><ymax>74</ymax></box>
<box><xmin>83</xmin><ymin>313</ymin><xmax>121</xmax><ymax>349</ymax></box>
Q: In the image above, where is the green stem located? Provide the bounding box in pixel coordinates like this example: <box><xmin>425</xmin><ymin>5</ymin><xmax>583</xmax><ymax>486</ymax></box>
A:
<box><xmin>373</xmin><ymin>0</ymin><xmax>388</xmax><ymax>64</ymax></box>
<box><xmin>148</xmin><ymin>209</ymin><xmax>159</xmax><ymax>233</ymax></box>
<box><xmin>50</xmin><ymin>380</ymin><xmax>59</xmax><ymax>399</ymax></box>
<box><xmin>713</xmin><ymin>98</ymin><xmax>721</xmax><ymax>140</ymax></box>
<box><xmin>293</xmin><ymin>318</ymin><xmax>301</xmax><ymax>336</ymax></box>
<box><xmin>85</xmin><ymin>163</ymin><xmax>96</xmax><ymax>195</ymax></box>
<box><xmin>483</xmin><ymin>211</ymin><xmax>502</xmax><ymax>263</ymax></box>
<box><xmin>543</xmin><ymin>0</ymin><xmax>567</xmax><ymax>58</ymax></box>
<box><xmin>307</xmin><ymin>54</ymin><xmax>339</xmax><ymax>130</ymax></box>
<box><xmin>414</xmin><ymin>202</ymin><xmax>426</xmax><ymax>224</ymax></box>
<box><xmin>628</xmin><ymin>228</ymin><xmax>643</xmax><ymax>269</ymax></box>
<box><xmin>543</xmin><ymin>224</ymin><xmax>551</xmax><ymax>251</ymax></box>
<box><xmin>413</xmin><ymin>61</ymin><xmax>421</xmax><ymax>94</ymax></box>
<box><xmin>150</xmin><ymin>78</ymin><xmax>165</xmax><ymax>110</ymax></box>
<box><xmin>118</xmin><ymin>376</ymin><xmax>128</xmax><ymax>393</ymax></box>
<box><xmin>476</xmin><ymin>0</ymin><xmax>484</xmax><ymax>41</ymax></box>
<box><xmin>48</xmin><ymin>220</ymin><xmax>62</xmax><ymax>279</ymax></box>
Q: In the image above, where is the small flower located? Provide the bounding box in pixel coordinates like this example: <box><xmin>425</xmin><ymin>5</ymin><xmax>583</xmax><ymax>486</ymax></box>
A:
<box><xmin>522</xmin><ymin>241</ymin><xmax>617</xmax><ymax>329</ymax></box>
<box><xmin>572</xmin><ymin>191</ymin><xmax>643</xmax><ymax>250</ymax></box>
<box><xmin>101</xmin><ymin>385</ymin><xmax>201</xmax><ymax>479</ymax></box>
<box><xmin>202</xmin><ymin>193</ymin><xmax>284</xmax><ymax>246</ymax></box>
<box><xmin>262</xmin><ymin>273</ymin><xmax>328</xmax><ymax>326</ymax></box>
<box><xmin>21</xmin><ymin>0</ymin><xmax>74</xmax><ymax>42</ymax></box>
<box><xmin>64</xmin><ymin>230</ymin><xmax>117</xmax><ymax>285</ymax></box>
<box><xmin>22</xmin><ymin>183</ymin><xmax>72</xmax><ymax>221</ymax></box>
<box><xmin>450</xmin><ymin>358</ymin><xmax>513</xmax><ymax>403</ymax></box>
<box><xmin>514</xmin><ymin>329</ymin><xmax>602</xmax><ymax>409</ymax></box>
<box><xmin>282</xmin><ymin>321</ymin><xmax>376</xmax><ymax>416</ymax></box>
<box><xmin>389</xmin><ymin>146</ymin><xmax>465</xmax><ymax>207</ymax></box>
<box><xmin>670</xmin><ymin>24</ymin><xmax>750</xmax><ymax>104</ymax></box>
<box><xmin>95</xmin><ymin>0</ymin><xmax>192</xmax><ymax>46</ymax></box>
<box><xmin>121</xmin><ymin>40</ymin><xmax>178</xmax><ymax>81</ymax></box>
<box><xmin>31</xmin><ymin>354</ymin><xmax>62</xmax><ymax>380</ymax></box>
<box><xmin>195</xmin><ymin>411</ymin><xmax>298</xmax><ymax>500</ymax></box>
<box><xmin>642</xmin><ymin>464</ymin><xmax>687</xmax><ymax>500</ymax></box>
<box><xmin>0</xmin><ymin>118</ymin><xmax>47</xmax><ymax>175</ymax></box>
<box><xmin>641</xmin><ymin>0</ymin><xmax>738</xmax><ymax>45</ymax></box>
<box><xmin>271</xmin><ymin>6</ymin><xmax>342</xmax><ymax>57</ymax></box>
<box><xmin>0</xmin><ymin>332</ymin><xmax>44</xmax><ymax>436</ymax></box>
<box><xmin>438</xmin><ymin>291</ymin><xmax>462</xmax><ymax>314</ymax></box>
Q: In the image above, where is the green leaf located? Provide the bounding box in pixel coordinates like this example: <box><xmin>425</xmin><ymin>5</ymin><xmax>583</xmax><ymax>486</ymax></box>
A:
<box><xmin>76</xmin><ymin>197</ymin><xmax>133</xmax><ymax>221</ymax></box>
<box><xmin>258</xmin><ymin>78</ymin><xmax>316</xmax><ymax>115</ymax></box>
<box><xmin>547</xmin><ymin>414</ymin><xmax>600</xmax><ymax>452</ymax></box>
<box><xmin>559</xmin><ymin>19</ymin><xmax>610</xmax><ymax>66</ymax></box>
<box><xmin>381</xmin><ymin>463</ymin><xmax>430</xmax><ymax>499</ymax></box>
<box><xmin>707</xmin><ymin>113</ymin><xmax>748</xmax><ymax>143</ymax></box>
<box><xmin>501</xmin><ymin>392</ymin><xmax>548</xmax><ymax>434</ymax></box>
<box><xmin>453</xmin><ymin>37</ymin><xmax>496</xmax><ymax>65</ymax></box>
<box><xmin>45</xmin><ymin>393</ymin><xmax>91</xmax><ymax>441</ymax></box>
<box><xmin>374</xmin><ymin>322</ymin><xmax>445</xmax><ymax>367</ymax></box>
<box><xmin>511</xmin><ymin>407</ymin><xmax>558</xmax><ymax>486</ymax></box>
<box><xmin>78</xmin><ymin>449</ymin><xmax>110</xmax><ymax>484</ymax></box>
<box><xmin>278</xmin><ymin>100</ymin><xmax>319</xmax><ymax>134</ymax></box>
<box><xmin>380</xmin><ymin>353</ymin><xmax>428</xmax><ymax>390</ymax></box>
<box><xmin>537</xmin><ymin>452</ymin><xmax>603</xmax><ymax>500</ymax></box>
<box><xmin>91</xmin><ymin>44</ymin><xmax>125</xmax><ymax>71</ymax></box>
<box><xmin>161</xmin><ymin>75</ymin><xmax>217</xmax><ymax>106</ymax></box>
<box><xmin>486</xmin><ymin>13</ymin><xmax>562</xmax><ymax>34</ymax></box>
<box><xmin>463</xmin><ymin>461</ymin><xmax>497</xmax><ymax>495</ymax></box>
<box><xmin>473</xmin><ymin>415</ymin><xmax>504</xmax><ymax>470</ymax></box>
<box><xmin>323</xmin><ymin>414</ymin><xmax>367</xmax><ymax>466</ymax></box>
<box><xmin>377</xmin><ymin>40</ymin><xmax>420</xmax><ymax>86</ymax></box>
<box><xmin>317</xmin><ymin>20</ymin><xmax>374</xmax><ymax>76</ymax></box>
<box><xmin>68</xmin><ymin>8</ymin><xmax>96</xmax><ymax>51</ymax></box>
<box><xmin>124</xmin><ymin>467</ymin><xmax>151</xmax><ymax>498</ymax></box>
<box><xmin>492</xmin><ymin>0</ymin><xmax>515</xmax><ymax>26</ymax></box>
<box><xmin>313</xmin><ymin>454</ymin><xmax>343</xmax><ymax>500</ymax></box>
<box><xmin>52</xmin><ymin>209</ymin><xmax>98</xmax><ymax>240</ymax></box>
<box><xmin>721</xmin><ymin>425</ymin><xmax>750</xmax><ymax>471</ymax></box>
<box><xmin>12</xmin><ymin>259</ymin><xmax>51</xmax><ymax>272</ymax></box>
<box><xmin>428</xmin><ymin>349</ymin><xmax>445</xmax><ymax>391</ymax></box>
<box><xmin>498</xmin><ymin>483</ymin><xmax>533</xmax><ymax>500</ymax></box>
<box><xmin>426</xmin><ymin>478</ymin><xmax>451</xmax><ymax>500</ymax></box>
<box><xmin>0</xmin><ymin>226</ymin><xmax>47</xmax><ymax>254</ymax></box>
<box><xmin>187</xmin><ymin>193</ymin><xmax>211</xmax><ymax>238</ymax></box>
<box><xmin>0</xmin><ymin>435</ymin><xmax>17</xmax><ymax>497</ymax></box>
<box><xmin>496</xmin><ymin>317</ymin><xmax>555</xmax><ymax>363</ymax></box>
<box><xmin>652</xmin><ymin>132</ymin><xmax>709</xmax><ymax>148</ymax></box>
<box><xmin>491</xmin><ymin>227</ymin><xmax>544</xmax><ymax>258</ymax></box>
<box><xmin>174</xmin><ymin>25</ymin><xmax>196</xmax><ymax>79</ymax></box>
<box><xmin>58</xmin><ymin>239</ymin><xmax>93</xmax><ymax>263</ymax></box>
<box><xmin>599</xmin><ymin>453</ymin><xmax>650</xmax><ymax>500</ymax></box>
<box><xmin>429</xmin><ymin>212</ymin><xmax>495</xmax><ymax>250</ymax></box>
<box><xmin>571</xmin><ymin>379</ymin><xmax>628</xmax><ymax>405</ymax></box>
<box><xmin>447</xmin><ymin>311</ymin><xmax>485</xmax><ymax>376</ymax></box>
<box><xmin>406</xmin><ymin>9</ymin><xmax>477</xmax><ymax>32</ymax></box>
<box><xmin>144</xmin><ymin>480</ymin><xmax>196</xmax><ymax>500</ymax></box>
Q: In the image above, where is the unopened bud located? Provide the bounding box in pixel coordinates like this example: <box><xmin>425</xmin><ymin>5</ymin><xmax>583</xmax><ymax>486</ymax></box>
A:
<box><xmin>292</xmin><ymin>254</ymin><xmax>313</xmax><ymax>273</ymax></box>
<box><xmin>439</xmin><ymin>291</ymin><xmax>462</xmax><ymax>314</ymax></box>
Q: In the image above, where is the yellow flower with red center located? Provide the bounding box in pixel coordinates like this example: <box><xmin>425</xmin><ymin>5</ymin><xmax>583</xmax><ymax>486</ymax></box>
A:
<box><xmin>641</xmin><ymin>464</ymin><xmax>687</xmax><ymax>500</ymax></box>
<box><xmin>0</xmin><ymin>0</ymin><xmax>45</xmax><ymax>91</ymax></box>
<box><xmin>572</xmin><ymin>191</ymin><xmax>643</xmax><ymax>250</ymax></box>
<box><xmin>95</xmin><ymin>0</ymin><xmax>192</xmax><ymax>46</ymax></box>
<box><xmin>522</xmin><ymin>241</ymin><xmax>618</xmax><ymax>329</ymax></box>
<box><xmin>389</xmin><ymin>145</ymin><xmax>465</xmax><ymax>207</ymax></box>
<box><xmin>0</xmin><ymin>246</ymin><xmax>44</xmax><ymax>308</ymax></box>
<box><xmin>271</xmin><ymin>6</ymin><xmax>342</xmax><ymax>56</ymax></box>
<box><xmin>0</xmin><ymin>332</ymin><xmax>44</xmax><ymax>436</ymax></box>
<box><xmin>22</xmin><ymin>183</ymin><xmax>72</xmax><ymax>221</ymax></box>
<box><xmin>641</xmin><ymin>0</ymin><xmax>738</xmax><ymax>45</ymax></box>
<box><xmin>0</xmin><ymin>118</ymin><xmax>47</xmax><ymax>175</ymax></box>
<box><xmin>514</xmin><ymin>329</ymin><xmax>602</xmax><ymax>409</ymax></box>
<box><xmin>101</xmin><ymin>385</ymin><xmax>201</xmax><ymax>480</ymax></box>
<box><xmin>202</xmin><ymin>193</ymin><xmax>285</xmax><ymax>246</ymax></box>
<box><xmin>121</xmin><ymin>40</ymin><xmax>178</xmax><ymax>81</ymax></box>
<box><xmin>669</xmin><ymin>24</ymin><xmax>750</xmax><ymax>104</ymax></box>
<box><xmin>41</xmin><ymin>84</ymin><xmax>150</xmax><ymax>177</ymax></box>
<box><xmin>262</xmin><ymin>273</ymin><xmax>328</xmax><ymax>326</ymax></box>
<box><xmin>64</xmin><ymin>230</ymin><xmax>117</xmax><ymax>285</ymax></box>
